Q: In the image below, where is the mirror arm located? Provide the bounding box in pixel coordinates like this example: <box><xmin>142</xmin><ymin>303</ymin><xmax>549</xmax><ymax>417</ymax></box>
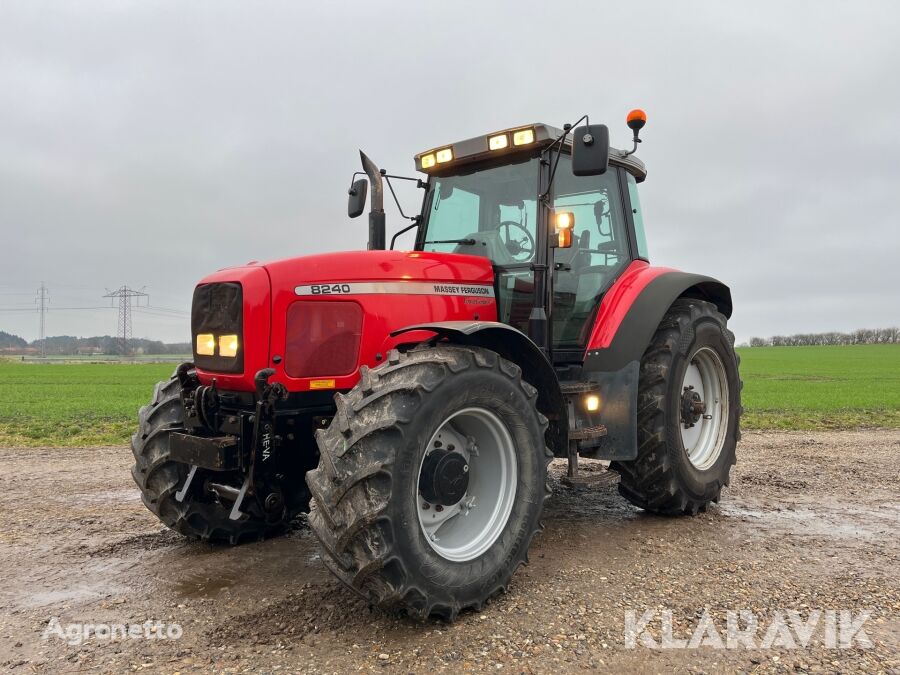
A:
<box><xmin>538</xmin><ymin>113</ymin><xmax>590</xmax><ymax>200</ymax></box>
<box><xmin>383</xmin><ymin>174</ymin><xmax>417</xmax><ymax>221</ymax></box>
<box><xmin>346</xmin><ymin>171</ymin><xmax>366</xmax><ymax>192</ymax></box>
<box><xmin>389</xmin><ymin>216</ymin><xmax>422</xmax><ymax>251</ymax></box>
<box><xmin>381</xmin><ymin>171</ymin><xmax>427</xmax><ymax>189</ymax></box>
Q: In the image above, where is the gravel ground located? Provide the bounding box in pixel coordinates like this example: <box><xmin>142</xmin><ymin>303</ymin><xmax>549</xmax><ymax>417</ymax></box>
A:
<box><xmin>0</xmin><ymin>429</ymin><xmax>897</xmax><ymax>674</ymax></box>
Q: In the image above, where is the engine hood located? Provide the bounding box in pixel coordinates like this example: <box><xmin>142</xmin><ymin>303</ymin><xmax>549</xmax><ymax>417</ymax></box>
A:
<box><xmin>261</xmin><ymin>250</ymin><xmax>494</xmax><ymax>288</ymax></box>
<box><xmin>193</xmin><ymin>250</ymin><xmax>497</xmax><ymax>392</ymax></box>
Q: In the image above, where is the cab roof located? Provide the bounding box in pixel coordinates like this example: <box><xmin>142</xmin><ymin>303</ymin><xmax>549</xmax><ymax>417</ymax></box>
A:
<box><xmin>414</xmin><ymin>122</ymin><xmax>647</xmax><ymax>182</ymax></box>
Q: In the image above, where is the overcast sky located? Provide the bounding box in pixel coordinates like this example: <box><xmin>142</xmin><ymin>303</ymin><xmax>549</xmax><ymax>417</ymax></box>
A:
<box><xmin>1</xmin><ymin>1</ymin><xmax>898</xmax><ymax>344</ymax></box>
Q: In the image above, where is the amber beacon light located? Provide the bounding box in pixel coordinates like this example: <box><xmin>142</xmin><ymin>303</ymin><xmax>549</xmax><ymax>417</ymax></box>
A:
<box><xmin>626</xmin><ymin>108</ymin><xmax>647</xmax><ymax>129</ymax></box>
<box><xmin>624</xmin><ymin>108</ymin><xmax>647</xmax><ymax>156</ymax></box>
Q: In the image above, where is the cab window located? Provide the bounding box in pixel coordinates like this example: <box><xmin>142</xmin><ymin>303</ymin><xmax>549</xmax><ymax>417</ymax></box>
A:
<box><xmin>626</xmin><ymin>172</ymin><xmax>649</xmax><ymax>260</ymax></box>
<box><xmin>551</xmin><ymin>160</ymin><xmax>630</xmax><ymax>348</ymax></box>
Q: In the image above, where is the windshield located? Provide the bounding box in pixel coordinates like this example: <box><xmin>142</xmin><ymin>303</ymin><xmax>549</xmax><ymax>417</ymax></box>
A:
<box><xmin>419</xmin><ymin>157</ymin><xmax>539</xmax><ymax>265</ymax></box>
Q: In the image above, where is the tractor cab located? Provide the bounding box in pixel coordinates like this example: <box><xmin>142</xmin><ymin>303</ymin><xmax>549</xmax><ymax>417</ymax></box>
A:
<box><xmin>353</xmin><ymin>120</ymin><xmax>650</xmax><ymax>359</ymax></box>
<box><xmin>413</xmin><ymin>124</ymin><xmax>648</xmax><ymax>354</ymax></box>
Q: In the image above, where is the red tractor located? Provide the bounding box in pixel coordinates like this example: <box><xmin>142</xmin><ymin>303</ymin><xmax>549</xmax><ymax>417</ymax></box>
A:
<box><xmin>132</xmin><ymin>111</ymin><xmax>741</xmax><ymax>620</ymax></box>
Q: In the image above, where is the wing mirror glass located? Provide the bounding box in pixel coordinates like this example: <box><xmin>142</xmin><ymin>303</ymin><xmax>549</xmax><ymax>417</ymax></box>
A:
<box><xmin>347</xmin><ymin>178</ymin><xmax>368</xmax><ymax>218</ymax></box>
<box><xmin>571</xmin><ymin>124</ymin><xmax>610</xmax><ymax>176</ymax></box>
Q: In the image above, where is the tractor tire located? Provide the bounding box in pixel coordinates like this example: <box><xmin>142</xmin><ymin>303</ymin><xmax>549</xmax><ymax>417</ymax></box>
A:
<box><xmin>306</xmin><ymin>345</ymin><xmax>552</xmax><ymax>620</ymax></box>
<box><xmin>612</xmin><ymin>298</ymin><xmax>742</xmax><ymax>515</ymax></box>
<box><xmin>130</xmin><ymin>371</ymin><xmax>298</xmax><ymax>544</ymax></box>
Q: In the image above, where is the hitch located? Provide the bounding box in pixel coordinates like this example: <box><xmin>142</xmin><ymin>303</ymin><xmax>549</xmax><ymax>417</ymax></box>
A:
<box><xmin>228</xmin><ymin>369</ymin><xmax>288</xmax><ymax>520</ymax></box>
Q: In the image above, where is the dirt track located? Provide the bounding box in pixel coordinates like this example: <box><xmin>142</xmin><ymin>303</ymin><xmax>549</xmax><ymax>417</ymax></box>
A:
<box><xmin>0</xmin><ymin>430</ymin><xmax>898</xmax><ymax>674</ymax></box>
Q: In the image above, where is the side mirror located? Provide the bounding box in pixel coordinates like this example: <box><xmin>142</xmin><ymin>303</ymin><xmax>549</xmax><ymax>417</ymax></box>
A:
<box><xmin>347</xmin><ymin>178</ymin><xmax>368</xmax><ymax>218</ymax></box>
<box><xmin>571</xmin><ymin>124</ymin><xmax>609</xmax><ymax>176</ymax></box>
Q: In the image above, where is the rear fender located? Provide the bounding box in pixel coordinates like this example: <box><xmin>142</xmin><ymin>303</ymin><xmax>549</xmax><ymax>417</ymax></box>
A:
<box><xmin>586</xmin><ymin>267</ymin><xmax>732</xmax><ymax>371</ymax></box>
<box><xmin>391</xmin><ymin>321</ymin><xmax>567</xmax><ymax>456</ymax></box>
<box><xmin>583</xmin><ymin>267</ymin><xmax>732</xmax><ymax>461</ymax></box>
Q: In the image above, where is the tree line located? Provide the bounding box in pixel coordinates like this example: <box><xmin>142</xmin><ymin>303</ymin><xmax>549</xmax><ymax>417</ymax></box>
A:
<box><xmin>748</xmin><ymin>327</ymin><xmax>900</xmax><ymax>347</ymax></box>
<box><xmin>0</xmin><ymin>330</ymin><xmax>190</xmax><ymax>355</ymax></box>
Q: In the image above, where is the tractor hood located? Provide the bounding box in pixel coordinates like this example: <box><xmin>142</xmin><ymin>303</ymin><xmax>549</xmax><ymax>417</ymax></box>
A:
<box><xmin>261</xmin><ymin>250</ymin><xmax>494</xmax><ymax>288</ymax></box>
<box><xmin>194</xmin><ymin>250</ymin><xmax>497</xmax><ymax>392</ymax></box>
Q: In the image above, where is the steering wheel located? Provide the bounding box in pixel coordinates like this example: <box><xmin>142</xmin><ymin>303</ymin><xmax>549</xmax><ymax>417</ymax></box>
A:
<box><xmin>493</xmin><ymin>220</ymin><xmax>535</xmax><ymax>262</ymax></box>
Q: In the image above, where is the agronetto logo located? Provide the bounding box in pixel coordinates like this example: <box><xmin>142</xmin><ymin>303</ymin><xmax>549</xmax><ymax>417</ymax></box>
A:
<box><xmin>624</xmin><ymin>609</ymin><xmax>872</xmax><ymax>650</ymax></box>
<box><xmin>42</xmin><ymin>618</ymin><xmax>183</xmax><ymax>647</ymax></box>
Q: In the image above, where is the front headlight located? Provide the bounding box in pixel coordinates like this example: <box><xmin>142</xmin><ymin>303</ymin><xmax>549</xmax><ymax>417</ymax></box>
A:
<box><xmin>218</xmin><ymin>334</ymin><xmax>239</xmax><ymax>358</ymax></box>
<box><xmin>196</xmin><ymin>333</ymin><xmax>215</xmax><ymax>356</ymax></box>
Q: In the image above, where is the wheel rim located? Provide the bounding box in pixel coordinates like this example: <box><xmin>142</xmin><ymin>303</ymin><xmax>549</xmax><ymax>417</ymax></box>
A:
<box><xmin>416</xmin><ymin>407</ymin><xmax>517</xmax><ymax>562</ymax></box>
<box><xmin>680</xmin><ymin>346</ymin><xmax>729</xmax><ymax>470</ymax></box>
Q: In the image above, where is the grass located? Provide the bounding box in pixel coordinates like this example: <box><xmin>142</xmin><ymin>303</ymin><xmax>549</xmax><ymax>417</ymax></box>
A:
<box><xmin>0</xmin><ymin>361</ymin><xmax>176</xmax><ymax>447</ymax></box>
<box><xmin>0</xmin><ymin>345</ymin><xmax>898</xmax><ymax>447</ymax></box>
<box><xmin>737</xmin><ymin>344</ymin><xmax>900</xmax><ymax>430</ymax></box>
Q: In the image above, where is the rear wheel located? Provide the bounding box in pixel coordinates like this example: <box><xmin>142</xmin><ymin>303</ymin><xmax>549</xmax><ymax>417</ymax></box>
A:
<box><xmin>130</xmin><ymin>371</ymin><xmax>301</xmax><ymax>544</ymax></box>
<box><xmin>612</xmin><ymin>299</ymin><xmax>742</xmax><ymax>515</ymax></box>
<box><xmin>306</xmin><ymin>345</ymin><xmax>551</xmax><ymax>620</ymax></box>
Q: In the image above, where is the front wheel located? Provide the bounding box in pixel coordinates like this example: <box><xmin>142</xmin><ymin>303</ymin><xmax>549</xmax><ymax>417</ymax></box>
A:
<box><xmin>612</xmin><ymin>299</ymin><xmax>742</xmax><ymax>515</ymax></box>
<box><xmin>306</xmin><ymin>345</ymin><xmax>552</xmax><ymax>620</ymax></box>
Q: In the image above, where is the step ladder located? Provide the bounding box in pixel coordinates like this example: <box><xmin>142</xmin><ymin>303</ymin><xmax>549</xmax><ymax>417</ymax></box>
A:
<box><xmin>559</xmin><ymin>381</ymin><xmax>612</xmax><ymax>486</ymax></box>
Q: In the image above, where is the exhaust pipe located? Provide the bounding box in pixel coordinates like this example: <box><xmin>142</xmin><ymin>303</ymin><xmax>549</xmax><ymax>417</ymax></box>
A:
<box><xmin>360</xmin><ymin>150</ymin><xmax>385</xmax><ymax>250</ymax></box>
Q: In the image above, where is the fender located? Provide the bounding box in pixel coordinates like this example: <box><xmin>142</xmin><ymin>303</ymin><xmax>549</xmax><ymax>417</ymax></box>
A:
<box><xmin>391</xmin><ymin>321</ymin><xmax>568</xmax><ymax>456</ymax></box>
<box><xmin>581</xmin><ymin>264</ymin><xmax>732</xmax><ymax>461</ymax></box>
<box><xmin>586</xmin><ymin>264</ymin><xmax>732</xmax><ymax>372</ymax></box>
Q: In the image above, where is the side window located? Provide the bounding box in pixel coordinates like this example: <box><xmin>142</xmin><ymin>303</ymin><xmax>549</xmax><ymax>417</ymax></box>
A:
<box><xmin>626</xmin><ymin>173</ymin><xmax>649</xmax><ymax>260</ymax></box>
<box><xmin>551</xmin><ymin>159</ymin><xmax>631</xmax><ymax>348</ymax></box>
<box><xmin>552</xmin><ymin>166</ymin><xmax>627</xmax><ymax>267</ymax></box>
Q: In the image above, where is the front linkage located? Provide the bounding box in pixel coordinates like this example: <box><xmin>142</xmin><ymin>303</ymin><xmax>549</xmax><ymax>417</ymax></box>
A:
<box><xmin>169</xmin><ymin>363</ymin><xmax>302</xmax><ymax>524</ymax></box>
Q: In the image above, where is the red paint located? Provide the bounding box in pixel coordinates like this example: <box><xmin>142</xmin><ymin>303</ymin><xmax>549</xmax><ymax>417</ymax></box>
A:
<box><xmin>264</xmin><ymin>250</ymin><xmax>494</xmax><ymax>285</ymax></box>
<box><xmin>195</xmin><ymin>251</ymin><xmax>496</xmax><ymax>391</ymax></box>
<box><xmin>585</xmin><ymin>261</ymin><xmax>675</xmax><ymax>351</ymax></box>
<box><xmin>193</xmin><ymin>264</ymin><xmax>271</xmax><ymax>391</ymax></box>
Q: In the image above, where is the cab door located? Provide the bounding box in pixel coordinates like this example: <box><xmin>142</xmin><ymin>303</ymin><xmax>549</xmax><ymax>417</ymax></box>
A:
<box><xmin>550</xmin><ymin>161</ymin><xmax>633</xmax><ymax>352</ymax></box>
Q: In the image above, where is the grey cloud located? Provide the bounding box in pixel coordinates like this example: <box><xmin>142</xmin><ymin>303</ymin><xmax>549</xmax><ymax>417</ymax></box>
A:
<box><xmin>1</xmin><ymin>0</ymin><xmax>898</xmax><ymax>343</ymax></box>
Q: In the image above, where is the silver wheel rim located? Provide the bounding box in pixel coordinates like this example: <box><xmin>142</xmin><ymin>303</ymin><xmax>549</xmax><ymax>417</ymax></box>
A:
<box><xmin>416</xmin><ymin>407</ymin><xmax>517</xmax><ymax>563</ymax></box>
<box><xmin>680</xmin><ymin>346</ymin><xmax>729</xmax><ymax>470</ymax></box>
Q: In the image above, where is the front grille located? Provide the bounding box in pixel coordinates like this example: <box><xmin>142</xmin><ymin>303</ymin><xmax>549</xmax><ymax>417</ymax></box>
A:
<box><xmin>191</xmin><ymin>282</ymin><xmax>244</xmax><ymax>373</ymax></box>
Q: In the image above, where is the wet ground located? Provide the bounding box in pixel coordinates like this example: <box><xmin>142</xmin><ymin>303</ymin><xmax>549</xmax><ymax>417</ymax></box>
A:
<box><xmin>0</xmin><ymin>430</ymin><xmax>897</xmax><ymax>673</ymax></box>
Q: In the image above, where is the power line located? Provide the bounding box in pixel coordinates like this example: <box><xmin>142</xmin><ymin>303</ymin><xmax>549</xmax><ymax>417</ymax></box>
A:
<box><xmin>133</xmin><ymin>307</ymin><xmax>189</xmax><ymax>317</ymax></box>
<box><xmin>133</xmin><ymin>309</ymin><xmax>189</xmax><ymax>318</ymax></box>
<box><xmin>103</xmin><ymin>286</ymin><xmax>149</xmax><ymax>355</ymax></box>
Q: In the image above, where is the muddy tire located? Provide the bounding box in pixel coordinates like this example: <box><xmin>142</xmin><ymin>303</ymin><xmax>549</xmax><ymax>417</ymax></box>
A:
<box><xmin>306</xmin><ymin>346</ymin><xmax>552</xmax><ymax>620</ymax></box>
<box><xmin>612</xmin><ymin>299</ymin><xmax>742</xmax><ymax>515</ymax></box>
<box><xmin>130</xmin><ymin>371</ymin><xmax>296</xmax><ymax>544</ymax></box>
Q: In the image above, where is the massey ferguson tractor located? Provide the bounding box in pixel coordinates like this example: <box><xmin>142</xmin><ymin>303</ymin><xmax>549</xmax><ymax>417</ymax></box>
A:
<box><xmin>132</xmin><ymin>110</ymin><xmax>741</xmax><ymax>620</ymax></box>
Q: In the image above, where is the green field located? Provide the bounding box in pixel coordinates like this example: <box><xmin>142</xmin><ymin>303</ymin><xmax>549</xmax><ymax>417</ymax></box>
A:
<box><xmin>736</xmin><ymin>344</ymin><xmax>900</xmax><ymax>430</ymax></box>
<box><xmin>0</xmin><ymin>361</ymin><xmax>176</xmax><ymax>447</ymax></box>
<box><xmin>1</xmin><ymin>344</ymin><xmax>898</xmax><ymax>447</ymax></box>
